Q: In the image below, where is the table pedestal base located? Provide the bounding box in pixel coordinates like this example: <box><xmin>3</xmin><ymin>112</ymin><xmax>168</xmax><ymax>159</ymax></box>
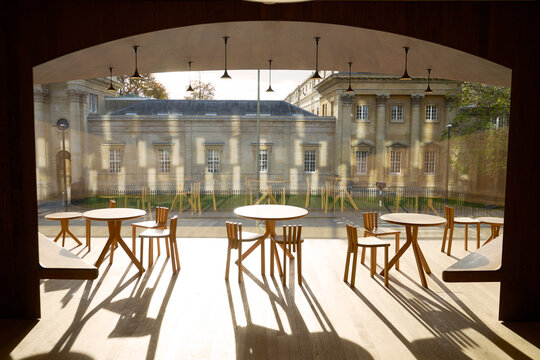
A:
<box><xmin>52</xmin><ymin>219</ymin><xmax>82</xmax><ymax>247</ymax></box>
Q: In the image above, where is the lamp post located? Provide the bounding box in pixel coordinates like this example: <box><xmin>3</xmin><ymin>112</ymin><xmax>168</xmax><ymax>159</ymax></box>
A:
<box><xmin>56</xmin><ymin>118</ymin><xmax>69</xmax><ymax>211</ymax></box>
<box><xmin>445</xmin><ymin>124</ymin><xmax>452</xmax><ymax>205</ymax></box>
<box><xmin>376</xmin><ymin>181</ymin><xmax>386</xmax><ymax>217</ymax></box>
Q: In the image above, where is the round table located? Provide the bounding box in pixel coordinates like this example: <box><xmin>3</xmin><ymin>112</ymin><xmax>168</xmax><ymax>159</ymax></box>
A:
<box><xmin>83</xmin><ymin>208</ymin><xmax>146</xmax><ymax>272</ymax></box>
<box><xmin>476</xmin><ymin>217</ymin><xmax>504</xmax><ymax>245</ymax></box>
<box><xmin>45</xmin><ymin>212</ymin><xmax>83</xmax><ymax>247</ymax></box>
<box><xmin>380</xmin><ymin>213</ymin><xmax>447</xmax><ymax>288</ymax></box>
<box><xmin>234</xmin><ymin>204</ymin><xmax>308</xmax><ymax>276</ymax></box>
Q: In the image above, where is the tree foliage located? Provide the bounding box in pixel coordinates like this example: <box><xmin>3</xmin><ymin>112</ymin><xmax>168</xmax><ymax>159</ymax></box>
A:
<box><xmin>446</xmin><ymin>82</ymin><xmax>510</xmax><ymax>136</ymax></box>
<box><xmin>184</xmin><ymin>81</ymin><xmax>215</xmax><ymax>100</ymax></box>
<box><xmin>117</xmin><ymin>74</ymin><xmax>168</xmax><ymax>99</ymax></box>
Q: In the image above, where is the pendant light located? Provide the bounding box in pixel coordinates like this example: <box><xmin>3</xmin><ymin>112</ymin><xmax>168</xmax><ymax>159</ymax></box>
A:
<box><xmin>266</xmin><ymin>59</ymin><xmax>274</xmax><ymax>92</ymax></box>
<box><xmin>107</xmin><ymin>67</ymin><xmax>116</xmax><ymax>93</ymax></box>
<box><xmin>311</xmin><ymin>37</ymin><xmax>322</xmax><ymax>80</ymax></box>
<box><xmin>187</xmin><ymin>61</ymin><xmax>194</xmax><ymax>92</ymax></box>
<box><xmin>131</xmin><ymin>45</ymin><xmax>142</xmax><ymax>79</ymax></box>
<box><xmin>221</xmin><ymin>36</ymin><xmax>231</xmax><ymax>79</ymax></box>
<box><xmin>399</xmin><ymin>46</ymin><xmax>412</xmax><ymax>80</ymax></box>
<box><xmin>424</xmin><ymin>68</ymin><xmax>433</xmax><ymax>93</ymax></box>
<box><xmin>345</xmin><ymin>61</ymin><xmax>354</xmax><ymax>92</ymax></box>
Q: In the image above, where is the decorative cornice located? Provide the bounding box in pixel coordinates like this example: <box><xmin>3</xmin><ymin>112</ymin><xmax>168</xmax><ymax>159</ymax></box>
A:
<box><xmin>66</xmin><ymin>88</ymin><xmax>88</xmax><ymax>102</ymax></box>
<box><xmin>340</xmin><ymin>94</ymin><xmax>354</xmax><ymax>106</ymax></box>
<box><xmin>33</xmin><ymin>87</ymin><xmax>49</xmax><ymax>102</ymax></box>
<box><xmin>410</xmin><ymin>94</ymin><xmax>424</xmax><ymax>106</ymax></box>
<box><xmin>376</xmin><ymin>94</ymin><xmax>389</xmax><ymax>106</ymax></box>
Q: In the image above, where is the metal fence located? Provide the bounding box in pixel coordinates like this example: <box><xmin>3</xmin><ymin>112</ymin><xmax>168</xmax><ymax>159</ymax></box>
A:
<box><xmin>57</xmin><ymin>186</ymin><xmax>504</xmax><ymax>218</ymax></box>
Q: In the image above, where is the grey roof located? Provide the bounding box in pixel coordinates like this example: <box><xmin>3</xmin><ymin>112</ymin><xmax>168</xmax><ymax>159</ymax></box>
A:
<box><xmin>108</xmin><ymin>100</ymin><xmax>316</xmax><ymax>117</ymax></box>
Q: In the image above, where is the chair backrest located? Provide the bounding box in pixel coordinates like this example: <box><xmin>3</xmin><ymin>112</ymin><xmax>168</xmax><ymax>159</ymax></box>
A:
<box><xmin>156</xmin><ymin>207</ymin><xmax>169</xmax><ymax>229</ymax></box>
<box><xmin>362</xmin><ymin>212</ymin><xmax>378</xmax><ymax>231</ymax></box>
<box><xmin>169</xmin><ymin>216</ymin><xmax>178</xmax><ymax>240</ymax></box>
<box><xmin>109</xmin><ymin>200</ymin><xmax>116</xmax><ymax>208</ymax></box>
<box><xmin>282</xmin><ymin>225</ymin><xmax>302</xmax><ymax>253</ymax></box>
<box><xmin>226</xmin><ymin>221</ymin><xmax>242</xmax><ymax>249</ymax></box>
<box><xmin>345</xmin><ymin>223</ymin><xmax>359</xmax><ymax>252</ymax></box>
<box><xmin>444</xmin><ymin>206</ymin><xmax>454</xmax><ymax>226</ymax></box>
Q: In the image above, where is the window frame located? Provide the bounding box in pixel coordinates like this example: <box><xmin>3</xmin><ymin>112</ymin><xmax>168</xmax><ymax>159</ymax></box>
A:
<box><xmin>158</xmin><ymin>148</ymin><xmax>171</xmax><ymax>174</ymax></box>
<box><xmin>108</xmin><ymin>148</ymin><xmax>121</xmax><ymax>174</ymax></box>
<box><xmin>389</xmin><ymin>150</ymin><xmax>403</xmax><ymax>175</ymax></box>
<box><xmin>206</xmin><ymin>149</ymin><xmax>220</xmax><ymax>174</ymax></box>
<box><xmin>391</xmin><ymin>104</ymin><xmax>404</xmax><ymax>122</ymax></box>
<box><xmin>356</xmin><ymin>104</ymin><xmax>369</xmax><ymax>122</ymax></box>
<box><xmin>304</xmin><ymin>149</ymin><xmax>317</xmax><ymax>173</ymax></box>
<box><xmin>355</xmin><ymin>150</ymin><xmax>369</xmax><ymax>175</ymax></box>
<box><xmin>425</xmin><ymin>105</ymin><xmax>439</xmax><ymax>122</ymax></box>
<box><xmin>89</xmin><ymin>93</ymin><xmax>98</xmax><ymax>114</ymax></box>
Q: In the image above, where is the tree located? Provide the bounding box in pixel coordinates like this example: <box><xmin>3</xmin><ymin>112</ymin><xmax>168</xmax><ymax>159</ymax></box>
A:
<box><xmin>184</xmin><ymin>80</ymin><xmax>215</xmax><ymax>100</ymax></box>
<box><xmin>117</xmin><ymin>74</ymin><xmax>168</xmax><ymax>99</ymax></box>
<box><xmin>446</xmin><ymin>81</ymin><xmax>510</xmax><ymax>136</ymax></box>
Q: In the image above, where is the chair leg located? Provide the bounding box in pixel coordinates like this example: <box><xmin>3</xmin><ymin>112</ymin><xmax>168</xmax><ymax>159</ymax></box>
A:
<box><xmin>476</xmin><ymin>223</ymin><xmax>481</xmax><ymax>249</ymax></box>
<box><xmin>351</xmin><ymin>248</ymin><xmax>359</xmax><ymax>288</ymax></box>
<box><xmin>140</xmin><ymin>237</ymin><xmax>144</xmax><ymax>267</ymax></box>
<box><xmin>149</xmin><ymin>238</ymin><xmax>153</xmax><ymax>267</ymax></box>
<box><xmin>384</xmin><ymin>245</ymin><xmax>389</xmax><ymax>287</ymax></box>
<box><xmin>173</xmin><ymin>238</ymin><xmax>180</xmax><ymax>271</ymax></box>
<box><xmin>441</xmin><ymin>225</ymin><xmax>448</xmax><ymax>252</ymax></box>
<box><xmin>157</xmin><ymin>237</ymin><xmax>161</xmax><ymax>256</ymax></box>
<box><xmin>165</xmin><ymin>237</ymin><xmax>170</xmax><ymax>257</ymax></box>
<box><xmin>225</xmin><ymin>246</ymin><xmax>232</xmax><ymax>280</ymax></box>
<box><xmin>464</xmin><ymin>224</ymin><xmax>469</xmax><ymax>250</ymax></box>
<box><xmin>395</xmin><ymin>233</ymin><xmax>400</xmax><ymax>271</ymax></box>
<box><xmin>282</xmin><ymin>242</ymin><xmax>287</xmax><ymax>286</ymax></box>
<box><xmin>297</xmin><ymin>242</ymin><xmax>302</xmax><ymax>286</ymax></box>
<box><xmin>344</xmin><ymin>250</ymin><xmax>351</xmax><ymax>282</ymax></box>
<box><xmin>446</xmin><ymin>226</ymin><xmax>454</xmax><ymax>256</ymax></box>
<box><xmin>86</xmin><ymin>219</ymin><xmax>91</xmax><ymax>250</ymax></box>
<box><xmin>270</xmin><ymin>240</ymin><xmax>275</xmax><ymax>276</ymax></box>
<box><xmin>370</xmin><ymin>247</ymin><xmax>376</xmax><ymax>278</ymax></box>
<box><xmin>361</xmin><ymin>247</ymin><xmax>366</xmax><ymax>264</ymax></box>
<box><xmin>132</xmin><ymin>226</ymin><xmax>136</xmax><ymax>254</ymax></box>
<box><xmin>168</xmin><ymin>238</ymin><xmax>177</xmax><ymax>273</ymax></box>
<box><xmin>238</xmin><ymin>242</ymin><xmax>243</xmax><ymax>283</ymax></box>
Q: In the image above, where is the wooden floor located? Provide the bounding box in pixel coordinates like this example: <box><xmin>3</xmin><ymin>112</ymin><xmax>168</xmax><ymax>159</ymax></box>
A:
<box><xmin>3</xmin><ymin>228</ymin><xmax>540</xmax><ymax>360</ymax></box>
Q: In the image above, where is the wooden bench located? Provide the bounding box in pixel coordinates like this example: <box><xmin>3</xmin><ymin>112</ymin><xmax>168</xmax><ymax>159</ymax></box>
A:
<box><xmin>442</xmin><ymin>235</ymin><xmax>503</xmax><ymax>282</ymax></box>
<box><xmin>38</xmin><ymin>233</ymin><xmax>98</xmax><ymax>280</ymax></box>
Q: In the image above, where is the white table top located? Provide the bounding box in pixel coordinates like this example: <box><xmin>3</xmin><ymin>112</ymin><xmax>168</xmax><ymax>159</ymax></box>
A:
<box><xmin>45</xmin><ymin>212</ymin><xmax>82</xmax><ymax>220</ymax></box>
<box><xmin>82</xmin><ymin>208</ymin><xmax>146</xmax><ymax>221</ymax></box>
<box><xmin>381</xmin><ymin>213</ymin><xmax>447</xmax><ymax>226</ymax></box>
<box><xmin>234</xmin><ymin>204</ymin><xmax>308</xmax><ymax>221</ymax></box>
<box><xmin>476</xmin><ymin>217</ymin><xmax>504</xmax><ymax>225</ymax></box>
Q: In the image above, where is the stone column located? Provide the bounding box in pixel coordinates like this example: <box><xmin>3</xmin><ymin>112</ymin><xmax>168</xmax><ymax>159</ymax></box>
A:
<box><xmin>66</xmin><ymin>88</ymin><xmax>87</xmax><ymax>202</ymax></box>
<box><xmin>375</xmin><ymin>94</ymin><xmax>389</xmax><ymax>181</ymax></box>
<box><xmin>410</xmin><ymin>94</ymin><xmax>424</xmax><ymax>187</ymax></box>
<box><xmin>34</xmin><ymin>86</ymin><xmax>49</xmax><ymax>200</ymax></box>
<box><xmin>337</xmin><ymin>93</ymin><xmax>354</xmax><ymax>178</ymax></box>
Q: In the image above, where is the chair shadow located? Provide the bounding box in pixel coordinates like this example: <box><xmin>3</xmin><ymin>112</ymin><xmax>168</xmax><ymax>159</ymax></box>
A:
<box><xmin>347</xmin><ymin>272</ymin><xmax>534</xmax><ymax>360</ymax></box>
<box><xmin>227</xmin><ymin>267</ymin><xmax>375</xmax><ymax>359</ymax></box>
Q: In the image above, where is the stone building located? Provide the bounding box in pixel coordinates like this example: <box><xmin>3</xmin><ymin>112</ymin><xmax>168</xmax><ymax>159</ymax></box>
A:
<box><xmin>286</xmin><ymin>73</ymin><xmax>460</xmax><ymax>189</ymax></box>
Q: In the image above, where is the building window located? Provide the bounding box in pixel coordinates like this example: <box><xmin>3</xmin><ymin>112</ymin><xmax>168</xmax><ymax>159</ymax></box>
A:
<box><xmin>89</xmin><ymin>94</ymin><xmax>98</xmax><ymax>114</ymax></box>
<box><xmin>259</xmin><ymin>149</ymin><xmax>268</xmax><ymax>173</ymax></box>
<box><xmin>355</xmin><ymin>150</ymin><xmax>368</xmax><ymax>174</ymax></box>
<box><xmin>322</xmin><ymin>104</ymin><xmax>327</xmax><ymax>116</ymax></box>
<box><xmin>207</xmin><ymin>149</ymin><xmax>220</xmax><ymax>173</ymax></box>
<box><xmin>424</xmin><ymin>151</ymin><xmax>436</xmax><ymax>174</ymax></box>
<box><xmin>356</xmin><ymin>105</ymin><xmax>369</xmax><ymax>121</ymax></box>
<box><xmin>389</xmin><ymin>151</ymin><xmax>402</xmax><ymax>174</ymax></box>
<box><xmin>304</xmin><ymin>150</ymin><xmax>317</xmax><ymax>173</ymax></box>
<box><xmin>426</xmin><ymin>105</ymin><xmax>438</xmax><ymax>122</ymax></box>
<box><xmin>158</xmin><ymin>149</ymin><xmax>171</xmax><ymax>173</ymax></box>
<box><xmin>109</xmin><ymin>149</ymin><xmax>121</xmax><ymax>174</ymax></box>
<box><xmin>391</xmin><ymin>105</ymin><xmax>404</xmax><ymax>122</ymax></box>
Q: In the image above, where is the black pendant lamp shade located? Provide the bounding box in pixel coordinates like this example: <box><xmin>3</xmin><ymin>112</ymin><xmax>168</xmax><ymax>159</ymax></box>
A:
<box><xmin>131</xmin><ymin>45</ymin><xmax>142</xmax><ymax>79</ymax></box>
<box><xmin>266</xmin><ymin>59</ymin><xmax>274</xmax><ymax>92</ymax></box>
<box><xmin>107</xmin><ymin>67</ymin><xmax>116</xmax><ymax>93</ymax></box>
<box><xmin>187</xmin><ymin>61</ymin><xmax>194</xmax><ymax>92</ymax></box>
<box><xmin>312</xmin><ymin>37</ymin><xmax>322</xmax><ymax>80</ymax></box>
<box><xmin>400</xmin><ymin>46</ymin><xmax>412</xmax><ymax>80</ymax></box>
<box><xmin>345</xmin><ymin>62</ymin><xmax>354</xmax><ymax>92</ymax></box>
<box><xmin>424</xmin><ymin>68</ymin><xmax>433</xmax><ymax>93</ymax></box>
<box><xmin>221</xmin><ymin>36</ymin><xmax>231</xmax><ymax>79</ymax></box>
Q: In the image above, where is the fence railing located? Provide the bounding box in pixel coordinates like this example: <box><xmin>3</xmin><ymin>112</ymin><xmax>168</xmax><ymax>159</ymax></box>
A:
<box><xmin>57</xmin><ymin>186</ymin><xmax>504</xmax><ymax>218</ymax></box>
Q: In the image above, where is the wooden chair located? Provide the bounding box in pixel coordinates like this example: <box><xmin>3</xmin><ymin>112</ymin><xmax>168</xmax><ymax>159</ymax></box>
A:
<box><xmin>85</xmin><ymin>199</ymin><xmax>116</xmax><ymax>251</ymax></box>
<box><xmin>225</xmin><ymin>222</ymin><xmax>261</xmax><ymax>282</ymax></box>
<box><xmin>363</xmin><ymin>212</ymin><xmax>401</xmax><ymax>270</ymax></box>
<box><xmin>272</xmin><ymin>225</ymin><xmax>304</xmax><ymax>286</ymax></box>
<box><xmin>139</xmin><ymin>216</ymin><xmax>180</xmax><ymax>272</ymax></box>
<box><xmin>131</xmin><ymin>206</ymin><xmax>169</xmax><ymax>256</ymax></box>
<box><xmin>344</xmin><ymin>223</ymin><xmax>389</xmax><ymax>287</ymax></box>
<box><xmin>441</xmin><ymin>205</ymin><xmax>480</xmax><ymax>256</ymax></box>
